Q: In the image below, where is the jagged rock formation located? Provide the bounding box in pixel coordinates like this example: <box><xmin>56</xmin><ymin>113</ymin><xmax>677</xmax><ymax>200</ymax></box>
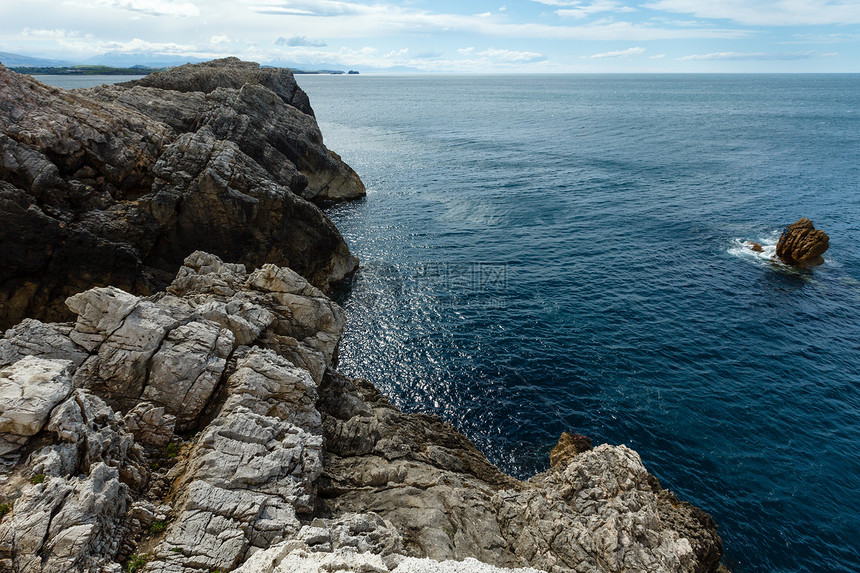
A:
<box><xmin>775</xmin><ymin>218</ymin><xmax>829</xmax><ymax>267</ymax></box>
<box><xmin>0</xmin><ymin>252</ymin><xmax>727</xmax><ymax>573</ymax></box>
<box><xmin>548</xmin><ymin>431</ymin><xmax>593</xmax><ymax>468</ymax></box>
<box><xmin>0</xmin><ymin>58</ymin><xmax>363</xmax><ymax>331</ymax></box>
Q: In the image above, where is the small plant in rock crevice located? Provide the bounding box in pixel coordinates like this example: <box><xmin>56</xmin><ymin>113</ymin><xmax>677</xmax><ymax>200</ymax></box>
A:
<box><xmin>127</xmin><ymin>554</ymin><xmax>146</xmax><ymax>573</ymax></box>
<box><xmin>165</xmin><ymin>442</ymin><xmax>179</xmax><ymax>459</ymax></box>
<box><xmin>149</xmin><ymin>520</ymin><xmax>167</xmax><ymax>535</ymax></box>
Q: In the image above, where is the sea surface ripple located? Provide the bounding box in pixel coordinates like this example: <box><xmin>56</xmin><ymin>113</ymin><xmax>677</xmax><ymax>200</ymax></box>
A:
<box><xmin>299</xmin><ymin>74</ymin><xmax>860</xmax><ymax>573</ymax></box>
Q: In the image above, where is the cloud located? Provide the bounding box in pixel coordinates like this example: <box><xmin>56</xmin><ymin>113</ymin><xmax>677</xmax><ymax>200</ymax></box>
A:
<box><xmin>587</xmin><ymin>46</ymin><xmax>646</xmax><ymax>58</ymax></box>
<box><xmin>22</xmin><ymin>28</ymin><xmax>83</xmax><ymax>39</ymax></box>
<box><xmin>476</xmin><ymin>48</ymin><xmax>546</xmax><ymax>63</ymax></box>
<box><xmin>645</xmin><ymin>0</ymin><xmax>860</xmax><ymax>26</ymax></box>
<box><xmin>82</xmin><ymin>0</ymin><xmax>200</xmax><ymax>17</ymax></box>
<box><xmin>557</xmin><ymin>1</ymin><xmax>636</xmax><ymax>19</ymax></box>
<box><xmin>237</xmin><ymin>1</ymin><xmax>749</xmax><ymax>41</ymax></box>
<box><xmin>247</xmin><ymin>0</ymin><xmax>372</xmax><ymax>17</ymax></box>
<box><xmin>458</xmin><ymin>46</ymin><xmax>475</xmax><ymax>55</ymax></box>
<box><xmin>531</xmin><ymin>0</ymin><xmax>580</xmax><ymax>5</ymax></box>
<box><xmin>679</xmin><ymin>50</ymin><xmax>835</xmax><ymax>61</ymax></box>
<box><xmin>275</xmin><ymin>35</ymin><xmax>327</xmax><ymax>47</ymax></box>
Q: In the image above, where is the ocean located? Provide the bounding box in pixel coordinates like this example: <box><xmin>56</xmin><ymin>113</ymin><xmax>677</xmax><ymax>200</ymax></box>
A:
<box><xmin>39</xmin><ymin>73</ymin><xmax>859</xmax><ymax>572</ymax></box>
<box><xmin>298</xmin><ymin>74</ymin><xmax>860</xmax><ymax>573</ymax></box>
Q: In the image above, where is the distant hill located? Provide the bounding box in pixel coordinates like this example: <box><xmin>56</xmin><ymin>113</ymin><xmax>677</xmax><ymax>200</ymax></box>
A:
<box><xmin>10</xmin><ymin>65</ymin><xmax>166</xmax><ymax>76</ymax></box>
<box><xmin>0</xmin><ymin>51</ymin><xmax>71</xmax><ymax>67</ymax></box>
<box><xmin>86</xmin><ymin>52</ymin><xmax>206</xmax><ymax>68</ymax></box>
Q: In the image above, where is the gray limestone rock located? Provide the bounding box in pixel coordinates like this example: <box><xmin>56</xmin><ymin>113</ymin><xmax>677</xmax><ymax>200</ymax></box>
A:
<box><xmin>0</xmin><ymin>356</ymin><xmax>73</xmax><ymax>458</ymax></box>
<box><xmin>123</xmin><ymin>402</ymin><xmax>176</xmax><ymax>448</ymax></box>
<box><xmin>141</xmin><ymin>319</ymin><xmax>234</xmax><ymax>429</ymax></box>
<box><xmin>0</xmin><ymin>463</ymin><xmax>130</xmax><ymax>573</ymax></box>
<box><xmin>0</xmin><ymin>255</ymin><xmax>728</xmax><ymax>573</ymax></box>
<box><xmin>0</xmin><ymin>319</ymin><xmax>89</xmax><ymax>368</ymax></box>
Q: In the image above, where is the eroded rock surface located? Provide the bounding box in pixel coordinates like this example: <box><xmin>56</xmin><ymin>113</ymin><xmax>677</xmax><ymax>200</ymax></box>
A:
<box><xmin>0</xmin><ymin>58</ymin><xmax>361</xmax><ymax>330</ymax></box>
<box><xmin>0</xmin><ymin>252</ymin><xmax>727</xmax><ymax>573</ymax></box>
<box><xmin>775</xmin><ymin>218</ymin><xmax>829</xmax><ymax>267</ymax></box>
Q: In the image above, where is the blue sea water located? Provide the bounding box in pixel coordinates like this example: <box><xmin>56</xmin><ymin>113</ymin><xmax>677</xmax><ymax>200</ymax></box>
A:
<box><xmin>296</xmin><ymin>74</ymin><xmax>860</xmax><ymax>573</ymax></box>
<box><xmin>31</xmin><ymin>74</ymin><xmax>147</xmax><ymax>89</ymax></box>
<box><xmin>41</xmin><ymin>73</ymin><xmax>859</xmax><ymax>573</ymax></box>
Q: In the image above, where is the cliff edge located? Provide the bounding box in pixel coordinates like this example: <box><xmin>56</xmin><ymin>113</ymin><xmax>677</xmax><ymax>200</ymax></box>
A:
<box><xmin>0</xmin><ymin>252</ymin><xmax>725</xmax><ymax>573</ymax></box>
<box><xmin>0</xmin><ymin>60</ymin><xmax>726</xmax><ymax>573</ymax></box>
<box><xmin>0</xmin><ymin>58</ymin><xmax>363</xmax><ymax>331</ymax></box>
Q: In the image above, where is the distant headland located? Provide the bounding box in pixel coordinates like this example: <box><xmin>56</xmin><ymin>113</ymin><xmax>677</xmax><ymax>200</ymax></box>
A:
<box><xmin>9</xmin><ymin>64</ymin><xmax>358</xmax><ymax>76</ymax></box>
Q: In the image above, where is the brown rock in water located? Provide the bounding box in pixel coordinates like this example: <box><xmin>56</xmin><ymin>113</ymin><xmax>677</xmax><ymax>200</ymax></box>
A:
<box><xmin>549</xmin><ymin>431</ymin><xmax>594</xmax><ymax>468</ymax></box>
<box><xmin>0</xmin><ymin>59</ymin><xmax>362</xmax><ymax>330</ymax></box>
<box><xmin>749</xmin><ymin>242</ymin><xmax>764</xmax><ymax>253</ymax></box>
<box><xmin>776</xmin><ymin>218</ymin><xmax>829</xmax><ymax>267</ymax></box>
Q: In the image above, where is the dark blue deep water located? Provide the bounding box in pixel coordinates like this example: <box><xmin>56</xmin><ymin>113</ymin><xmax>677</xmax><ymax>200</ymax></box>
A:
<box><xmin>298</xmin><ymin>75</ymin><xmax>860</xmax><ymax>573</ymax></box>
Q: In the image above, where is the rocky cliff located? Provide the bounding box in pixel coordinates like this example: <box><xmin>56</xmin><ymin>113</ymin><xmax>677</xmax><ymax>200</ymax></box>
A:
<box><xmin>0</xmin><ymin>60</ymin><xmax>727</xmax><ymax>573</ymax></box>
<box><xmin>0</xmin><ymin>252</ymin><xmax>725</xmax><ymax>573</ymax></box>
<box><xmin>0</xmin><ymin>58</ymin><xmax>364</xmax><ymax>331</ymax></box>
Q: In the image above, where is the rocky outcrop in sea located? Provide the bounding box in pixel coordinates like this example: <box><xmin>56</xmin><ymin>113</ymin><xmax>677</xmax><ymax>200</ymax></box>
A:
<box><xmin>0</xmin><ymin>60</ymin><xmax>727</xmax><ymax>573</ymax></box>
<box><xmin>776</xmin><ymin>218</ymin><xmax>829</xmax><ymax>267</ymax></box>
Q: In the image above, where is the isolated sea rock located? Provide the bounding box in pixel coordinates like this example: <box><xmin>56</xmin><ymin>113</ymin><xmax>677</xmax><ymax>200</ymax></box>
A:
<box><xmin>0</xmin><ymin>58</ymin><xmax>360</xmax><ymax>330</ymax></box>
<box><xmin>775</xmin><ymin>218</ymin><xmax>829</xmax><ymax>267</ymax></box>
<box><xmin>0</xmin><ymin>252</ymin><xmax>727</xmax><ymax>573</ymax></box>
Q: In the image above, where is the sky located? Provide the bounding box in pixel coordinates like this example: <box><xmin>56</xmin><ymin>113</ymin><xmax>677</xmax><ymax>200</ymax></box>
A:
<box><xmin>1</xmin><ymin>0</ymin><xmax>859</xmax><ymax>72</ymax></box>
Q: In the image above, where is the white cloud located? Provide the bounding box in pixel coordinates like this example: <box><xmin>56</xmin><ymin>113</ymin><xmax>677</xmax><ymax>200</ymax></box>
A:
<box><xmin>531</xmin><ymin>0</ymin><xmax>581</xmax><ymax>5</ymax></box>
<box><xmin>557</xmin><ymin>1</ymin><xmax>636</xmax><ymax>19</ymax></box>
<box><xmin>3</xmin><ymin>0</ymin><xmax>851</xmax><ymax>72</ymax></box>
<box><xmin>476</xmin><ymin>48</ymin><xmax>546</xmax><ymax>63</ymax></box>
<box><xmin>587</xmin><ymin>46</ymin><xmax>646</xmax><ymax>58</ymax></box>
<box><xmin>233</xmin><ymin>0</ymin><xmax>748</xmax><ymax>41</ymax></box>
<box><xmin>679</xmin><ymin>50</ymin><xmax>835</xmax><ymax>60</ymax></box>
<box><xmin>275</xmin><ymin>35</ymin><xmax>328</xmax><ymax>47</ymax></box>
<box><xmin>80</xmin><ymin>0</ymin><xmax>200</xmax><ymax>17</ymax></box>
<box><xmin>645</xmin><ymin>0</ymin><xmax>860</xmax><ymax>26</ymax></box>
<box><xmin>22</xmin><ymin>28</ymin><xmax>82</xmax><ymax>39</ymax></box>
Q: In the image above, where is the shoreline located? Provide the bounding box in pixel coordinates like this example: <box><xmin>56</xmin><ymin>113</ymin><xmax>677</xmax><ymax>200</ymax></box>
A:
<box><xmin>0</xmin><ymin>58</ymin><xmax>729</xmax><ymax>572</ymax></box>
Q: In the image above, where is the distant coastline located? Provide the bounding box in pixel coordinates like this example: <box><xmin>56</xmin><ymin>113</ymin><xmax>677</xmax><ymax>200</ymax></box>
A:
<box><xmin>10</xmin><ymin>64</ymin><xmax>355</xmax><ymax>76</ymax></box>
<box><xmin>9</xmin><ymin>65</ymin><xmax>167</xmax><ymax>75</ymax></box>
